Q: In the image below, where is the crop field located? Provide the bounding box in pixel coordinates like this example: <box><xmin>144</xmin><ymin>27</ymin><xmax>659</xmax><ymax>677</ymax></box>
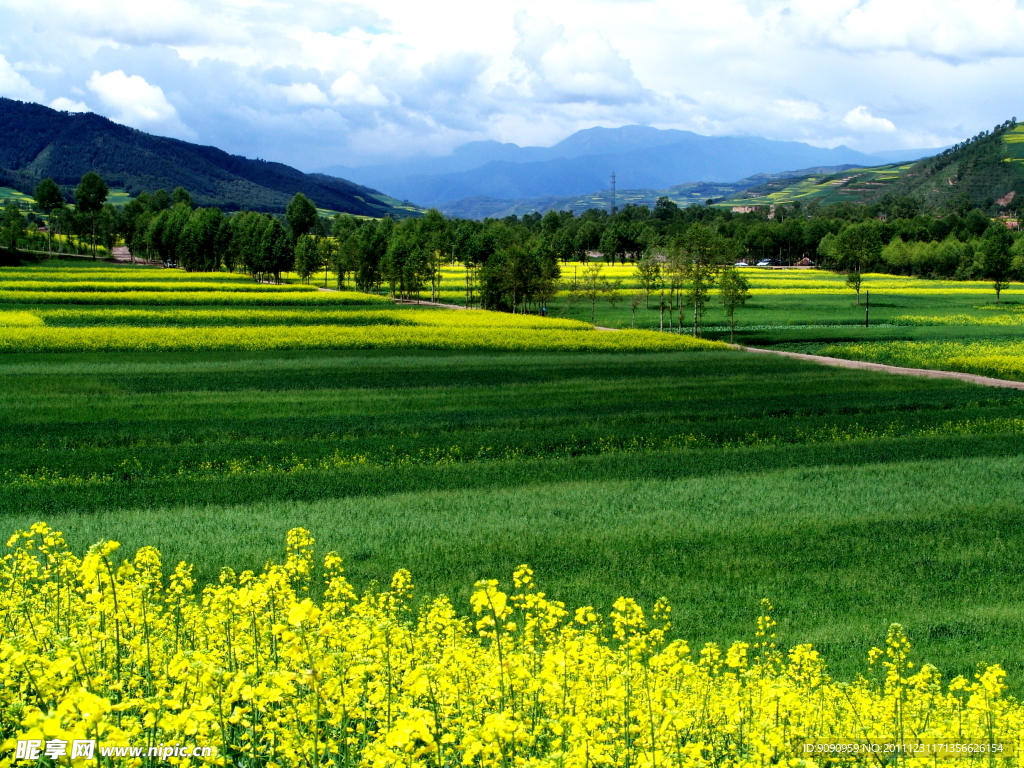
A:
<box><xmin>0</xmin><ymin>261</ymin><xmax>718</xmax><ymax>353</ymax></box>
<box><xmin>4</xmin><ymin>258</ymin><xmax>1024</xmax><ymax>763</ymax></box>
<box><xmin>4</xmin><ymin>524</ymin><xmax>1021</xmax><ymax>767</ymax></box>
<box><xmin>431</xmin><ymin>263</ymin><xmax>1024</xmax><ymax>381</ymax></box>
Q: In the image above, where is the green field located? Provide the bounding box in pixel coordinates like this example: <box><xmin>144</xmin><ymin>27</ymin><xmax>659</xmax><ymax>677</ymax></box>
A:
<box><xmin>717</xmin><ymin>163</ymin><xmax>912</xmax><ymax>208</ymax></box>
<box><xmin>426</xmin><ymin>263</ymin><xmax>1024</xmax><ymax>380</ymax></box>
<box><xmin>2</xmin><ymin>259</ymin><xmax>1024</xmax><ymax>685</ymax></box>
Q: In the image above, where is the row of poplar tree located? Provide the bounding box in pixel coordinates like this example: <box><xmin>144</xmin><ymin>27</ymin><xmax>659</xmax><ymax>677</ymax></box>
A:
<box><xmin>15</xmin><ymin>171</ymin><xmax>1021</xmax><ymax>313</ymax></box>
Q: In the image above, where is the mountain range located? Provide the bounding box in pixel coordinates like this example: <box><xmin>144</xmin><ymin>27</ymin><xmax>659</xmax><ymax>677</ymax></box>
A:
<box><xmin>0</xmin><ymin>97</ymin><xmax>416</xmax><ymax>217</ymax></box>
<box><xmin>437</xmin><ymin>166</ymin><xmax>866</xmax><ymax>220</ymax></box>
<box><xmin>324</xmin><ymin>126</ymin><xmax>945</xmax><ymax>212</ymax></box>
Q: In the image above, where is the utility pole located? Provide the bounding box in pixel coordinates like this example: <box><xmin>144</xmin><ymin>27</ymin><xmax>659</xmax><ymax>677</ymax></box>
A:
<box><xmin>865</xmin><ymin>289</ymin><xmax>870</xmax><ymax>327</ymax></box>
<box><xmin>610</xmin><ymin>171</ymin><xmax>616</xmax><ymax>214</ymax></box>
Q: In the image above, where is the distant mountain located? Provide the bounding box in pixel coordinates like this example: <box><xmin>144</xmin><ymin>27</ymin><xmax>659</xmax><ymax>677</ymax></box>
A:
<box><xmin>323</xmin><ymin>126</ymin><xmax>886</xmax><ymax>207</ymax></box>
<box><xmin>0</xmin><ymin>97</ymin><xmax>417</xmax><ymax>216</ymax></box>
<box><xmin>439</xmin><ymin>165</ymin><xmax>861</xmax><ymax>220</ymax></box>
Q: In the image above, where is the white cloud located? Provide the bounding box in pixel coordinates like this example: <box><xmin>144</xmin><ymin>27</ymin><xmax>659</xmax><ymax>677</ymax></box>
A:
<box><xmin>274</xmin><ymin>82</ymin><xmax>330</xmax><ymax>106</ymax></box>
<box><xmin>509</xmin><ymin>12</ymin><xmax>650</xmax><ymax>105</ymax></box>
<box><xmin>773</xmin><ymin>100</ymin><xmax>825</xmax><ymax>122</ymax></box>
<box><xmin>842</xmin><ymin>106</ymin><xmax>897</xmax><ymax>133</ymax></box>
<box><xmin>86</xmin><ymin>70</ymin><xmax>195</xmax><ymax>138</ymax></box>
<box><xmin>0</xmin><ymin>0</ymin><xmax>1015</xmax><ymax>166</ymax></box>
<box><xmin>50</xmin><ymin>96</ymin><xmax>89</xmax><ymax>112</ymax></box>
<box><xmin>797</xmin><ymin>0</ymin><xmax>1024</xmax><ymax>63</ymax></box>
<box><xmin>0</xmin><ymin>53</ymin><xmax>43</xmax><ymax>101</ymax></box>
<box><xmin>330</xmin><ymin>72</ymin><xmax>388</xmax><ymax>106</ymax></box>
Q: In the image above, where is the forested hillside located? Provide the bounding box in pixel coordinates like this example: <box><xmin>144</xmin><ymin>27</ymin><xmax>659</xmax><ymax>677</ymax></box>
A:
<box><xmin>728</xmin><ymin>119</ymin><xmax>1024</xmax><ymax>215</ymax></box>
<box><xmin>0</xmin><ymin>98</ymin><xmax>418</xmax><ymax>217</ymax></box>
<box><xmin>885</xmin><ymin>118</ymin><xmax>1024</xmax><ymax>210</ymax></box>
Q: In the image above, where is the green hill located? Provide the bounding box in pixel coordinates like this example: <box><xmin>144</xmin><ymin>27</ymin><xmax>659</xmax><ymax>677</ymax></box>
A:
<box><xmin>722</xmin><ymin>119</ymin><xmax>1023</xmax><ymax>213</ymax></box>
<box><xmin>0</xmin><ymin>98</ymin><xmax>421</xmax><ymax>217</ymax></box>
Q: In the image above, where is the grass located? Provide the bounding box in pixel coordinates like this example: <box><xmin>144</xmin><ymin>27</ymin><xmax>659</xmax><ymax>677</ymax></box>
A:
<box><xmin>3</xmin><ymin>257</ymin><xmax>1024</xmax><ymax>687</ymax></box>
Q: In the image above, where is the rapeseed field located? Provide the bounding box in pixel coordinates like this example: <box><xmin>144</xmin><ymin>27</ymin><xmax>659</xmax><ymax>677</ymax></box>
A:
<box><xmin>2</xmin><ymin>523</ymin><xmax>1020</xmax><ymax>767</ymax></box>
<box><xmin>0</xmin><ymin>260</ymin><xmax>720</xmax><ymax>352</ymax></box>
<box><xmin>5</xmin><ymin>257</ymin><xmax>1024</xmax><ymax>764</ymax></box>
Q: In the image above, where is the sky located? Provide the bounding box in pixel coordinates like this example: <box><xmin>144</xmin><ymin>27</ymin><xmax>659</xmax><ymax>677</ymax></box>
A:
<box><xmin>0</xmin><ymin>0</ymin><xmax>1021</xmax><ymax>171</ymax></box>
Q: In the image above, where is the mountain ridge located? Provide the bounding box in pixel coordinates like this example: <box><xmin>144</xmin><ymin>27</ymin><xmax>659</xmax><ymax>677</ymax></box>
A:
<box><xmin>322</xmin><ymin>125</ymin><xmax>947</xmax><ymax>209</ymax></box>
<box><xmin>0</xmin><ymin>97</ymin><xmax>417</xmax><ymax>217</ymax></box>
<box><xmin>716</xmin><ymin>119</ymin><xmax>1023</xmax><ymax>213</ymax></box>
<box><xmin>437</xmin><ymin>164</ymin><xmax>864</xmax><ymax>220</ymax></box>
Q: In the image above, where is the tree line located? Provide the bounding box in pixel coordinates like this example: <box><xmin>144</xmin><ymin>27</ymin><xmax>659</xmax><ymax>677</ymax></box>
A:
<box><xmin>6</xmin><ymin>171</ymin><xmax>1022</xmax><ymax>313</ymax></box>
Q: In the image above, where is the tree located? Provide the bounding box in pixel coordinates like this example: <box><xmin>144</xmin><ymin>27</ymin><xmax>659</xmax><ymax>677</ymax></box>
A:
<box><xmin>1</xmin><ymin>203</ymin><xmax>26</xmax><ymax>251</ymax></box>
<box><xmin>979</xmin><ymin>225</ymin><xmax>1014</xmax><ymax>302</ymax></box>
<box><xmin>178</xmin><ymin>207</ymin><xmax>227</xmax><ymax>272</ymax></box>
<box><xmin>294</xmin><ymin>234</ymin><xmax>324</xmax><ymax>283</ymax></box>
<box><xmin>147</xmin><ymin>203</ymin><xmax>192</xmax><ymax>266</ymax></box>
<box><xmin>541</xmin><ymin>210</ymin><xmax>563</xmax><ymax>236</ymax></box>
<box><xmin>172</xmin><ymin>187</ymin><xmax>194</xmax><ymax>209</ymax></box>
<box><xmin>34</xmin><ymin>178</ymin><xmax>64</xmax><ymax>255</ymax></box>
<box><xmin>604</xmin><ymin>277</ymin><xmax>624</xmax><ymax>314</ymax></box>
<box><xmin>551</xmin><ymin>225</ymin><xmax>585</xmax><ymax>263</ymax></box>
<box><xmin>578</xmin><ymin>262</ymin><xmax>611</xmax><ymax>323</ymax></box>
<box><xmin>330</xmin><ymin>214</ymin><xmax>362</xmax><ymax>289</ymax></box>
<box><xmin>419</xmin><ymin>209</ymin><xmax>449</xmax><ymax>301</ymax></box>
<box><xmin>74</xmin><ymin>171</ymin><xmax>109</xmax><ymax>258</ymax></box>
<box><xmin>351</xmin><ymin>217</ymin><xmax>392</xmax><ymax>292</ymax></box>
<box><xmin>150</xmin><ymin>189</ymin><xmax>172</xmax><ymax>211</ymax></box>
<box><xmin>98</xmin><ymin>204</ymin><xmax>122</xmax><ymax>256</ymax></box>
<box><xmin>599</xmin><ymin>221</ymin><xmax>627</xmax><ymax>264</ymax></box>
<box><xmin>831</xmin><ymin>221</ymin><xmax>883</xmax><ymax>274</ymax></box>
<box><xmin>671</xmin><ymin>223</ymin><xmax>728</xmax><ymax>337</ymax></box>
<box><xmin>228</xmin><ymin>211</ymin><xmax>266</xmax><ymax>275</ymax></box>
<box><xmin>635</xmin><ymin>253</ymin><xmax>661</xmax><ymax>308</ymax></box>
<box><xmin>129</xmin><ymin>210</ymin><xmax>154</xmax><ymax>263</ymax></box>
<box><xmin>258</xmin><ymin>217</ymin><xmax>294</xmax><ymax>281</ymax></box>
<box><xmin>286</xmin><ymin>193</ymin><xmax>319</xmax><ymax>239</ymax></box>
<box><xmin>383</xmin><ymin>220</ymin><xmax>428</xmax><ymax>300</ymax></box>
<box><xmin>845</xmin><ymin>270</ymin><xmax>863</xmax><ymax>304</ymax></box>
<box><xmin>629</xmin><ymin>291</ymin><xmax>644</xmax><ymax>328</ymax></box>
<box><xmin>718</xmin><ymin>266</ymin><xmax>751</xmax><ymax>343</ymax></box>
<box><xmin>479</xmin><ymin>242</ymin><xmax>560</xmax><ymax>314</ymax></box>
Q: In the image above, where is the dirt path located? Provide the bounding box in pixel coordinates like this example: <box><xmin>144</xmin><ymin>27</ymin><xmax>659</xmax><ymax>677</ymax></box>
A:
<box><xmin>592</xmin><ymin>322</ymin><xmax>1024</xmax><ymax>391</ymax></box>
<box><xmin>111</xmin><ymin>246</ymin><xmax>163</xmax><ymax>266</ymax></box>
<box><xmin>744</xmin><ymin>346</ymin><xmax>1024</xmax><ymax>391</ymax></box>
<box><xmin>393</xmin><ymin>298</ymin><xmax>481</xmax><ymax>310</ymax></box>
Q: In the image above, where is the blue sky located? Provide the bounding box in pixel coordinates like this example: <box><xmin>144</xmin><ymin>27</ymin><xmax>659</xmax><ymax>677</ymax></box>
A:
<box><xmin>0</xmin><ymin>0</ymin><xmax>1021</xmax><ymax>171</ymax></box>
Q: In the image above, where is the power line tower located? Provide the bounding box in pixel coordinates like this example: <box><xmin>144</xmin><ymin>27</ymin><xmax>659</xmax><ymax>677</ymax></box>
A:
<box><xmin>610</xmin><ymin>171</ymin><xmax>616</xmax><ymax>214</ymax></box>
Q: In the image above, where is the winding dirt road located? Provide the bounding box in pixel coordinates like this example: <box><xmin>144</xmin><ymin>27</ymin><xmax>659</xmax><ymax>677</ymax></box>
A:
<box><xmin>742</xmin><ymin>346</ymin><xmax>1024</xmax><ymax>391</ymax></box>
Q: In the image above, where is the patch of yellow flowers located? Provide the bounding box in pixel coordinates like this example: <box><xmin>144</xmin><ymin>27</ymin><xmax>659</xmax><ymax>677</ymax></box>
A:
<box><xmin>0</xmin><ymin>311</ymin><xmax>43</xmax><ymax>328</ymax></box>
<box><xmin>31</xmin><ymin>307</ymin><xmax>592</xmax><ymax>331</ymax></box>
<box><xmin>0</xmin><ymin>281</ymin><xmax>316</xmax><ymax>294</ymax></box>
<box><xmin>0</xmin><ymin>290</ymin><xmax>388</xmax><ymax>307</ymax></box>
<box><xmin>2</xmin><ymin>524</ymin><xmax>1021</xmax><ymax>767</ymax></box>
<box><xmin>0</xmin><ymin>325</ymin><xmax>723</xmax><ymax>354</ymax></box>
<box><xmin>817</xmin><ymin>340</ymin><xmax>1024</xmax><ymax>382</ymax></box>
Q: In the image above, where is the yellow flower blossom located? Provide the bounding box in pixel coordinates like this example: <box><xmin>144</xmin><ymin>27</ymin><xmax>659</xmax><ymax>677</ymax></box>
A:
<box><xmin>1</xmin><ymin>525</ymin><xmax>1021</xmax><ymax>768</ymax></box>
